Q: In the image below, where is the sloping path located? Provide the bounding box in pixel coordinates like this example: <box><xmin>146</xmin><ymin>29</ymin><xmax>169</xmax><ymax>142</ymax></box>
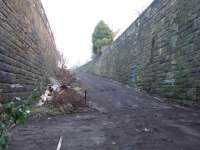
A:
<box><xmin>7</xmin><ymin>72</ymin><xmax>200</xmax><ymax>150</ymax></box>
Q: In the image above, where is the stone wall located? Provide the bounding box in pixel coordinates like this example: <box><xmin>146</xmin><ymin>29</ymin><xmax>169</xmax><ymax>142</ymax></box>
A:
<box><xmin>83</xmin><ymin>0</ymin><xmax>200</xmax><ymax>102</ymax></box>
<box><xmin>0</xmin><ymin>0</ymin><xmax>59</xmax><ymax>100</ymax></box>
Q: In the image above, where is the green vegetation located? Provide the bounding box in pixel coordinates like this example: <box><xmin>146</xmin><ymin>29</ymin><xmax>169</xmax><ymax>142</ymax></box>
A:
<box><xmin>0</xmin><ymin>99</ymin><xmax>29</xmax><ymax>149</ymax></box>
<box><xmin>92</xmin><ymin>20</ymin><xmax>113</xmax><ymax>55</ymax></box>
<box><xmin>0</xmin><ymin>88</ymin><xmax>42</xmax><ymax>149</ymax></box>
<box><xmin>30</xmin><ymin>89</ymin><xmax>41</xmax><ymax>104</ymax></box>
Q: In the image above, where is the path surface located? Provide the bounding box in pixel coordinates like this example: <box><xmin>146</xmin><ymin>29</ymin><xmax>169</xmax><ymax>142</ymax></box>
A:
<box><xmin>7</xmin><ymin>72</ymin><xmax>200</xmax><ymax>150</ymax></box>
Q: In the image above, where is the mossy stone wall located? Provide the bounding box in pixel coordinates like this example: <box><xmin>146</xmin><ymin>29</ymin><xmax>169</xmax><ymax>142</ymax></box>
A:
<box><xmin>83</xmin><ymin>0</ymin><xmax>200</xmax><ymax>102</ymax></box>
<box><xmin>0</xmin><ymin>0</ymin><xmax>59</xmax><ymax>100</ymax></box>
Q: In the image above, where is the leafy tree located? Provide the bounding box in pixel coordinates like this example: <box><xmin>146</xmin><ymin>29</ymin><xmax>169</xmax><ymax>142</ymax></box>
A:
<box><xmin>92</xmin><ymin>20</ymin><xmax>113</xmax><ymax>55</ymax></box>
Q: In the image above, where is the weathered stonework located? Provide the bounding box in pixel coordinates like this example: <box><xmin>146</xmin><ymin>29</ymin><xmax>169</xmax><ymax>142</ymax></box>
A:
<box><xmin>0</xmin><ymin>0</ymin><xmax>59</xmax><ymax>100</ymax></box>
<box><xmin>83</xmin><ymin>0</ymin><xmax>200</xmax><ymax>102</ymax></box>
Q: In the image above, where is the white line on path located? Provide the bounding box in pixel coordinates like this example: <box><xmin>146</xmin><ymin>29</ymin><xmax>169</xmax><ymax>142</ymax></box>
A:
<box><xmin>56</xmin><ymin>136</ymin><xmax>63</xmax><ymax>150</ymax></box>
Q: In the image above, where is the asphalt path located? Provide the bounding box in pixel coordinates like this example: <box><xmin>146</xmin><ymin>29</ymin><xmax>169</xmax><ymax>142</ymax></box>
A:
<box><xmin>7</xmin><ymin>72</ymin><xmax>200</xmax><ymax>150</ymax></box>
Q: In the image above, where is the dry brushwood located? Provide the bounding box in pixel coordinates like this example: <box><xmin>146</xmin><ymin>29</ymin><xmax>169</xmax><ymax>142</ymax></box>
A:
<box><xmin>59</xmin><ymin>69</ymin><xmax>76</xmax><ymax>85</ymax></box>
<box><xmin>52</xmin><ymin>85</ymin><xmax>86</xmax><ymax>112</ymax></box>
<box><xmin>56</xmin><ymin>53</ymin><xmax>75</xmax><ymax>85</ymax></box>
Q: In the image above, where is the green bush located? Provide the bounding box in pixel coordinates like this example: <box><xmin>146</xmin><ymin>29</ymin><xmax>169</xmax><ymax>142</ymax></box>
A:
<box><xmin>92</xmin><ymin>20</ymin><xmax>113</xmax><ymax>55</ymax></box>
<box><xmin>31</xmin><ymin>89</ymin><xmax>41</xmax><ymax>102</ymax></box>
<box><xmin>0</xmin><ymin>99</ymin><xmax>29</xmax><ymax>149</ymax></box>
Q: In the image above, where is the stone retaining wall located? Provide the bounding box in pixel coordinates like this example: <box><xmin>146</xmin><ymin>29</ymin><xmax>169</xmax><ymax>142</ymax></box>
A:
<box><xmin>83</xmin><ymin>0</ymin><xmax>200</xmax><ymax>102</ymax></box>
<box><xmin>0</xmin><ymin>0</ymin><xmax>59</xmax><ymax>100</ymax></box>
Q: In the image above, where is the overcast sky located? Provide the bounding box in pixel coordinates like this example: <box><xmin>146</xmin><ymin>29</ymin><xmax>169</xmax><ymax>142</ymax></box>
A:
<box><xmin>41</xmin><ymin>0</ymin><xmax>153</xmax><ymax>68</ymax></box>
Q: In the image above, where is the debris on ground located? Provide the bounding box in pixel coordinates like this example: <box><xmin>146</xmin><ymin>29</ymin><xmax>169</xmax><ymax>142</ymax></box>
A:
<box><xmin>40</xmin><ymin>84</ymin><xmax>54</xmax><ymax>105</ymax></box>
<box><xmin>56</xmin><ymin>84</ymin><xmax>86</xmax><ymax>105</ymax></box>
<box><xmin>40</xmin><ymin>83</ymin><xmax>87</xmax><ymax>113</ymax></box>
<box><xmin>143</xmin><ymin>128</ymin><xmax>150</xmax><ymax>132</ymax></box>
<box><xmin>33</xmin><ymin>69</ymin><xmax>89</xmax><ymax>117</ymax></box>
<box><xmin>112</xmin><ymin>141</ymin><xmax>116</xmax><ymax>145</ymax></box>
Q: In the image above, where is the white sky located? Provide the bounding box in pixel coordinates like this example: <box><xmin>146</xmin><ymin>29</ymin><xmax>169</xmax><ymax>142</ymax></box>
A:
<box><xmin>41</xmin><ymin>0</ymin><xmax>153</xmax><ymax>68</ymax></box>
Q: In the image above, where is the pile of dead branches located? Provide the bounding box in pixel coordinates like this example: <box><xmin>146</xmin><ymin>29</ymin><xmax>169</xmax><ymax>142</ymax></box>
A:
<box><xmin>53</xmin><ymin>85</ymin><xmax>86</xmax><ymax>112</ymax></box>
<box><xmin>55</xmin><ymin>53</ymin><xmax>76</xmax><ymax>86</ymax></box>
<box><xmin>56</xmin><ymin>68</ymin><xmax>76</xmax><ymax>86</ymax></box>
<box><xmin>41</xmin><ymin>84</ymin><xmax>87</xmax><ymax>113</ymax></box>
<box><xmin>40</xmin><ymin>53</ymin><xmax>87</xmax><ymax>113</ymax></box>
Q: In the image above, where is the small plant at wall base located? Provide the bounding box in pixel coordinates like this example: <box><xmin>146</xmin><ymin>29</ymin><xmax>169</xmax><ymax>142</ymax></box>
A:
<box><xmin>92</xmin><ymin>20</ymin><xmax>113</xmax><ymax>55</ymax></box>
<box><xmin>28</xmin><ymin>88</ymin><xmax>41</xmax><ymax>105</ymax></box>
<box><xmin>0</xmin><ymin>99</ymin><xmax>29</xmax><ymax>149</ymax></box>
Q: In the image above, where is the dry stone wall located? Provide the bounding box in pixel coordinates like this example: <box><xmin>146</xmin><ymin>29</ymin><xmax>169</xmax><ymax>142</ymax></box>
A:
<box><xmin>0</xmin><ymin>0</ymin><xmax>59</xmax><ymax>100</ymax></box>
<box><xmin>84</xmin><ymin>0</ymin><xmax>200</xmax><ymax>102</ymax></box>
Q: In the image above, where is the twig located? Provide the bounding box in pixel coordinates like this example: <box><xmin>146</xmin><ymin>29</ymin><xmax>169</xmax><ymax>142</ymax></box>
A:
<box><xmin>84</xmin><ymin>90</ymin><xmax>87</xmax><ymax>105</ymax></box>
<box><xmin>56</xmin><ymin>136</ymin><xmax>63</xmax><ymax>150</ymax></box>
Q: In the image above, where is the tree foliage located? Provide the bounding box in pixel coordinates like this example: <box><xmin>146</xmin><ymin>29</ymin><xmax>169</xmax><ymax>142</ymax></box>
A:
<box><xmin>0</xmin><ymin>99</ymin><xmax>29</xmax><ymax>149</ymax></box>
<box><xmin>92</xmin><ymin>20</ymin><xmax>113</xmax><ymax>55</ymax></box>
